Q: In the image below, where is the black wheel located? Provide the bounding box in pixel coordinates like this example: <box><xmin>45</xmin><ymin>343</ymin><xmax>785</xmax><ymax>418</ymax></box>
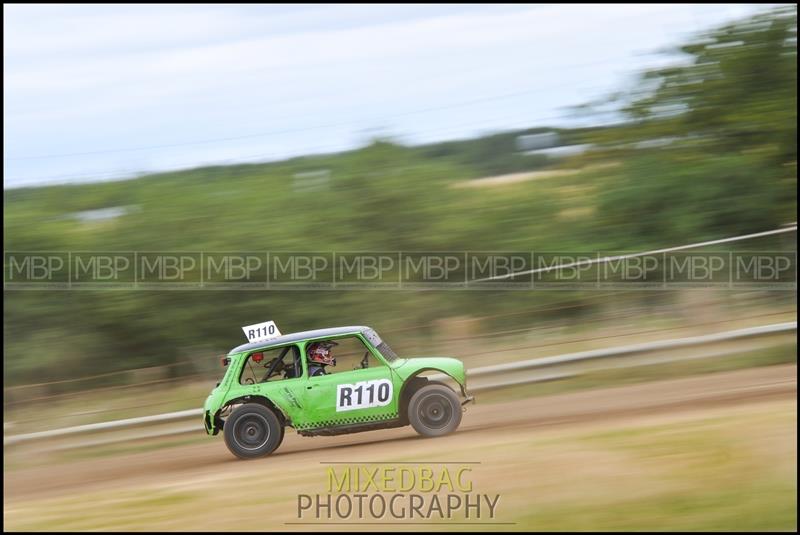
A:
<box><xmin>223</xmin><ymin>403</ymin><xmax>284</xmax><ymax>459</ymax></box>
<box><xmin>408</xmin><ymin>384</ymin><xmax>462</xmax><ymax>437</ymax></box>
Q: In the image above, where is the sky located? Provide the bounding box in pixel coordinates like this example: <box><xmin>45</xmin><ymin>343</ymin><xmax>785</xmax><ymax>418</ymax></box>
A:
<box><xmin>3</xmin><ymin>4</ymin><xmax>772</xmax><ymax>189</ymax></box>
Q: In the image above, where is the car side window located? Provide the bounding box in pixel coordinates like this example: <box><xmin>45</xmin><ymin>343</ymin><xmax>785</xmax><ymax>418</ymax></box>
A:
<box><xmin>307</xmin><ymin>336</ymin><xmax>384</xmax><ymax>376</ymax></box>
<box><xmin>239</xmin><ymin>345</ymin><xmax>301</xmax><ymax>385</ymax></box>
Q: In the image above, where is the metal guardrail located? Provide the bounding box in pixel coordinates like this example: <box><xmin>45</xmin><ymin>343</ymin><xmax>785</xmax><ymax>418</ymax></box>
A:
<box><xmin>465</xmin><ymin>321</ymin><xmax>797</xmax><ymax>379</ymax></box>
<box><xmin>3</xmin><ymin>408</ymin><xmax>203</xmax><ymax>446</ymax></box>
<box><xmin>4</xmin><ymin>321</ymin><xmax>796</xmax><ymax>447</ymax></box>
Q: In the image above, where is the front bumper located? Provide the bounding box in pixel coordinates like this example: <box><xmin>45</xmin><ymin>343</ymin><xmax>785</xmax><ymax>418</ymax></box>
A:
<box><xmin>460</xmin><ymin>383</ymin><xmax>475</xmax><ymax>406</ymax></box>
<box><xmin>203</xmin><ymin>410</ymin><xmax>213</xmax><ymax>435</ymax></box>
<box><xmin>204</xmin><ymin>410</ymin><xmax>222</xmax><ymax>435</ymax></box>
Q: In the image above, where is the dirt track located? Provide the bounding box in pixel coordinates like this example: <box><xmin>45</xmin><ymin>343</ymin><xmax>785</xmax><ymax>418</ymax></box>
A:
<box><xmin>5</xmin><ymin>364</ymin><xmax>796</xmax><ymax>505</ymax></box>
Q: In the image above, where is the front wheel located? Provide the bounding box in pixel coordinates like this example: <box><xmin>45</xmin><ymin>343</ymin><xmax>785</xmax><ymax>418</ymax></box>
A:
<box><xmin>408</xmin><ymin>384</ymin><xmax>463</xmax><ymax>437</ymax></box>
<box><xmin>223</xmin><ymin>403</ymin><xmax>284</xmax><ymax>459</ymax></box>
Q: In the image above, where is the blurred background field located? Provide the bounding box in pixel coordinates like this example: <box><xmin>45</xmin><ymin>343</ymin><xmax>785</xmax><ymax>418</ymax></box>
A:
<box><xmin>3</xmin><ymin>4</ymin><xmax>797</xmax><ymax>532</ymax></box>
<box><xmin>4</xmin><ymin>5</ymin><xmax>797</xmax><ymax>393</ymax></box>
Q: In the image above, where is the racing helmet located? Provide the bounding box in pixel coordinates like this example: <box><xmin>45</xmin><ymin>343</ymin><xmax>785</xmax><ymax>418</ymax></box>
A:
<box><xmin>307</xmin><ymin>340</ymin><xmax>338</xmax><ymax>367</ymax></box>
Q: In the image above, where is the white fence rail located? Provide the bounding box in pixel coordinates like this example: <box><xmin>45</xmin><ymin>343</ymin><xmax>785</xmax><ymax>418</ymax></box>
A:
<box><xmin>4</xmin><ymin>321</ymin><xmax>796</xmax><ymax>447</ymax></box>
<box><xmin>3</xmin><ymin>408</ymin><xmax>202</xmax><ymax>446</ymax></box>
<box><xmin>464</xmin><ymin>321</ymin><xmax>797</xmax><ymax>378</ymax></box>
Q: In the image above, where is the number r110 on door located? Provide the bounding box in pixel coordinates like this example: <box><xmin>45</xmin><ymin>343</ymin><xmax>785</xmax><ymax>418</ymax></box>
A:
<box><xmin>336</xmin><ymin>379</ymin><xmax>392</xmax><ymax>412</ymax></box>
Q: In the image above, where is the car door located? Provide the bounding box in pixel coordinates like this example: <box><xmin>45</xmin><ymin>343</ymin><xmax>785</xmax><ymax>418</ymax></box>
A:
<box><xmin>231</xmin><ymin>344</ymin><xmax>309</xmax><ymax>425</ymax></box>
<box><xmin>299</xmin><ymin>335</ymin><xmax>401</xmax><ymax>430</ymax></box>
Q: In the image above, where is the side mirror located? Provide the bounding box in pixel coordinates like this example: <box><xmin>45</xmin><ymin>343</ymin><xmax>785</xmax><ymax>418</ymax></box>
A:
<box><xmin>220</xmin><ymin>356</ymin><xmax>230</xmax><ymax>367</ymax></box>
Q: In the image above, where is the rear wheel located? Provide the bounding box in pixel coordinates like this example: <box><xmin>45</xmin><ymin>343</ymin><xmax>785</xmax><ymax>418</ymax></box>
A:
<box><xmin>408</xmin><ymin>384</ymin><xmax>462</xmax><ymax>437</ymax></box>
<box><xmin>223</xmin><ymin>403</ymin><xmax>284</xmax><ymax>459</ymax></box>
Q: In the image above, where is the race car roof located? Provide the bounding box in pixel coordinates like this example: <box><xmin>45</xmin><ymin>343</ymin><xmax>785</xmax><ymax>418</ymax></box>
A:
<box><xmin>228</xmin><ymin>325</ymin><xmax>370</xmax><ymax>354</ymax></box>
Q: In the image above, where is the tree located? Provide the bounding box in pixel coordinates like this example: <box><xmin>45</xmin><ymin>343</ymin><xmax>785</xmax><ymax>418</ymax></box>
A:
<box><xmin>586</xmin><ymin>6</ymin><xmax>797</xmax><ymax>244</ymax></box>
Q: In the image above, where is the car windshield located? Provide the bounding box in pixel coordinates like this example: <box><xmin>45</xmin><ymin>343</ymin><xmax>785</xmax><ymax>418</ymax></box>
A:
<box><xmin>362</xmin><ymin>328</ymin><xmax>398</xmax><ymax>362</ymax></box>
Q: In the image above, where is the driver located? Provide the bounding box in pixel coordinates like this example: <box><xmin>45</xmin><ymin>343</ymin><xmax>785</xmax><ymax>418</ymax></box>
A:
<box><xmin>307</xmin><ymin>341</ymin><xmax>337</xmax><ymax>377</ymax></box>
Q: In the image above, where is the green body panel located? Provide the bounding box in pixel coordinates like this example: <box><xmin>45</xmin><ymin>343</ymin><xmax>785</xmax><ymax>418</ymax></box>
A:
<box><xmin>203</xmin><ymin>328</ymin><xmax>469</xmax><ymax>435</ymax></box>
<box><xmin>389</xmin><ymin>356</ymin><xmax>467</xmax><ymax>385</ymax></box>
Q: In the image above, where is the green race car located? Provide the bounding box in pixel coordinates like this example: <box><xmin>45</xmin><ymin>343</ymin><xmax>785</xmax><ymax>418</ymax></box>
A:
<box><xmin>203</xmin><ymin>325</ymin><xmax>474</xmax><ymax>459</ymax></box>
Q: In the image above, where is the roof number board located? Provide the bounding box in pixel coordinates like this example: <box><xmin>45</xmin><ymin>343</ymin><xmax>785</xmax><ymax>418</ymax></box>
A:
<box><xmin>242</xmin><ymin>320</ymin><xmax>281</xmax><ymax>343</ymax></box>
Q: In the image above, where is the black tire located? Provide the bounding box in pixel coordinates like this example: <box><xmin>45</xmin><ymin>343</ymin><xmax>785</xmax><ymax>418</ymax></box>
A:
<box><xmin>408</xmin><ymin>384</ymin><xmax>462</xmax><ymax>437</ymax></box>
<box><xmin>223</xmin><ymin>403</ymin><xmax>284</xmax><ymax>459</ymax></box>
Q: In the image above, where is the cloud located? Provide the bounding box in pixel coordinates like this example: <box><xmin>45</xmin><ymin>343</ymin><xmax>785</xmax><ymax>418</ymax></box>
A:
<box><xmin>4</xmin><ymin>4</ymin><xmax>771</xmax><ymax>187</ymax></box>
